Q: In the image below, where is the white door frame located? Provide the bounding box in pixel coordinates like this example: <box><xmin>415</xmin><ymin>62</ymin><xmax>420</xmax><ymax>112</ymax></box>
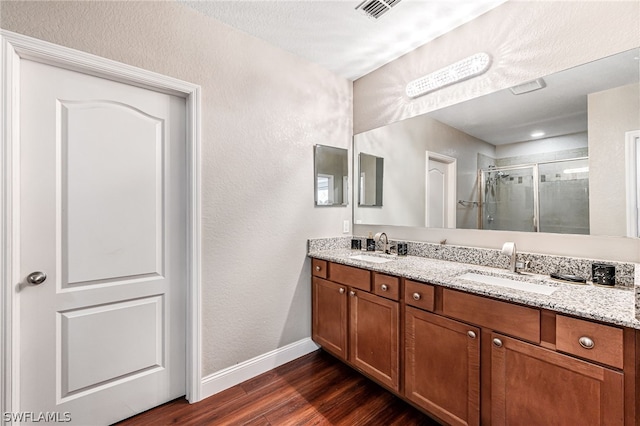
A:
<box><xmin>625</xmin><ymin>130</ymin><xmax>640</xmax><ymax>237</ymax></box>
<box><xmin>0</xmin><ymin>30</ymin><xmax>203</xmax><ymax>418</ymax></box>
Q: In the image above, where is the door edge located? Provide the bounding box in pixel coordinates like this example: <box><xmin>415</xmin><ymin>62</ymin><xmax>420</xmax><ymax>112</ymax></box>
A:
<box><xmin>0</xmin><ymin>29</ymin><xmax>203</xmax><ymax>422</ymax></box>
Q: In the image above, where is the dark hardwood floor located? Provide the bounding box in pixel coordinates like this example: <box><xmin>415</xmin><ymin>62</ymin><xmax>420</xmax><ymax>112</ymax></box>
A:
<box><xmin>116</xmin><ymin>350</ymin><xmax>441</xmax><ymax>425</ymax></box>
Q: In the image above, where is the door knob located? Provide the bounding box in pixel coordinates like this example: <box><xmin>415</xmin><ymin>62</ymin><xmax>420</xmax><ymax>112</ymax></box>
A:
<box><xmin>26</xmin><ymin>271</ymin><xmax>47</xmax><ymax>285</ymax></box>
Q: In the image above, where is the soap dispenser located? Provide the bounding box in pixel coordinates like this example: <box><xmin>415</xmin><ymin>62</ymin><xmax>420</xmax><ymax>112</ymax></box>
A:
<box><xmin>366</xmin><ymin>232</ymin><xmax>376</xmax><ymax>252</ymax></box>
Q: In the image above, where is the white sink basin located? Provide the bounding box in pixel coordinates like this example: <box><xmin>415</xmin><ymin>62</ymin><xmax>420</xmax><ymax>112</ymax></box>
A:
<box><xmin>458</xmin><ymin>272</ymin><xmax>557</xmax><ymax>295</ymax></box>
<box><xmin>349</xmin><ymin>254</ymin><xmax>395</xmax><ymax>264</ymax></box>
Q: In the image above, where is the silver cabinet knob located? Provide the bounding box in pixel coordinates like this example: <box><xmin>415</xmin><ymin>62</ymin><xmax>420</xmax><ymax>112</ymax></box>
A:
<box><xmin>381</xmin><ymin>284</ymin><xmax>388</xmax><ymax>291</ymax></box>
<box><xmin>579</xmin><ymin>336</ymin><xmax>595</xmax><ymax>349</ymax></box>
<box><xmin>315</xmin><ymin>266</ymin><xmax>321</xmax><ymax>271</ymax></box>
<box><xmin>412</xmin><ymin>293</ymin><xmax>421</xmax><ymax>301</ymax></box>
<box><xmin>26</xmin><ymin>271</ymin><xmax>47</xmax><ymax>285</ymax></box>
<box><xmin>339</xmin><ymin>287</ymin><xmax>345</xmax><ymax>294</ymax></box>
<box><xmin>493</xmin><ymin>338</ymin><xmax>503</xmax><ymax>348</ymax></box>
<box><xmin>349</xmin><ymin>290</ymin><xmax>356</xmax><ymax>297</ymax></box>
<box><xmin>467</xmin><ymin>331</ymin><xmax>476</xmax><ymax>339</ymax></box>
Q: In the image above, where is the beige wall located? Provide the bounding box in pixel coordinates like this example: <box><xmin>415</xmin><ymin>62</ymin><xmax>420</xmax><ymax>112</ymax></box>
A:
<box><xmin>353</xmin><ymin>1</ymin><xmax>640</xmax><ymax>262</ymax></box>
<box><xmin>0</xmin><ymin>1</ymin><xmax>352</xmax><ymax>376</ymax></box>
<box><xmin>589</xmin><ymin>83</ymin><xmax>640</xmax><ymax>236</ymax></box>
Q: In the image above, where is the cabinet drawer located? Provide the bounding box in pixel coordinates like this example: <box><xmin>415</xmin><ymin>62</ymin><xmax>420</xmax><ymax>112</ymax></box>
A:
<box><xmin>374</xmin><ymin>273</ymin><xmax>399</xmax><ymax>301</ymax></box>
<box><xmin>404</xmin><ymin>280</ymin><xmax>435</xmax><ymax>312</ymax></box>
<box><xmin>556</xmin><ymin>315</ymin><xmax>624</xmax><ymax>369</ymax></box>
<box><xmin>329</xmin><ymin>262</ymin><xmax>371</xmax><ymax>291</ymax></box>
<box><xmin>312</xmin><ymin>259</ymin><xmax>328</xmax><ymax>279</ymax></box>
<box><xmin>442</xmin><ymin>289</ymin><xmax>540</xmax><ymax>343</ymax></box>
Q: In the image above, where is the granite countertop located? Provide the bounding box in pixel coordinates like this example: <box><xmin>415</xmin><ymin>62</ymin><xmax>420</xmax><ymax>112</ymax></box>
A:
<box><xmin>309</xmin><ymin>248</ymin><xmax>640</xmax><ymax>330</ymax></box>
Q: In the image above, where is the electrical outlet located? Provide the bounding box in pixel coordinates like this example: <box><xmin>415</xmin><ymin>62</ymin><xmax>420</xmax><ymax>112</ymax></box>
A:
<box><xmin>343</xmin><ymin>220</ymin><xmax>350</xmax><ymax>233</ymax></box>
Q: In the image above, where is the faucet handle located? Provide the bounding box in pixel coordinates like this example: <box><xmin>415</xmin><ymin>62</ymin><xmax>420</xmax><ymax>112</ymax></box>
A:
<box><xmin>515</xmin><ymin>260</ymin><xmax>531</xmax><ymax>272</ymax></box>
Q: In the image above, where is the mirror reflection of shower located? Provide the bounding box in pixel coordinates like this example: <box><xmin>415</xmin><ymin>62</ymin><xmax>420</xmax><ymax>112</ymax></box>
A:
<box><xmin>484</xmin><ymin>166</ymin><xmax>512</xmax><ymax>228</ymax></box>
<box><xmin>479</xmin><ymin>158</ymin><xmax>589</xmax><ymax>234</ymax></box>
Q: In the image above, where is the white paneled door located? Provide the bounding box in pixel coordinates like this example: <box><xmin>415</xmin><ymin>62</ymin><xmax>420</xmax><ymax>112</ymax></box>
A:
<box><xmin>18</xmin><ymin>59</ymin><xmax>186</xmax><ymax>425</ymax></box>
<box><xmin>425</xmin><ymin>152</ymin><xmax>456</xmax><ymax>229</ymax></box>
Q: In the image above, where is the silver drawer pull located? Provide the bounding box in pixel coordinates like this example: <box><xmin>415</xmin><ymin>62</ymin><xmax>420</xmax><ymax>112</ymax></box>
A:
<box><xmin>412</xmin><ymin>293</ymin><xmax>421</xmax><ymax>301</ymax></box>
<box><xmin>315</xmin><ymin>266</ymin><xmax>321</xmax><ymax>271</ymax></box>
<box><xmin>381</xmin><ymin>284</ymin><xmax>388</xmax><ymax>291</ymax></box>
<box><xmin>467</xmin><ymin>331</ymin><xmax>476</xmax><ymax>339</ymax></box>
<box><xmin>579</xmin><ymin>336</ymin><xmax>595</xmax><ymax>349</ymax></box>
<box><xmin>349</xmin><ymin>290</ymin><xmax>356</xmax><ymax>297</ymax></box>
<box><xmin>493</xmin><ymin>338</ymin><xmax>503</xmax><ymax>348</ymax></box>
<box><xmin>339</xmin><ymin>288</ymin><xmax>345</xmax><ymax>294</ymax></box>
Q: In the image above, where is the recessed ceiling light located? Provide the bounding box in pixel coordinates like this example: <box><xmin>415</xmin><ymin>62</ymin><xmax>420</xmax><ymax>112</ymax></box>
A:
<box><xmin>530</xmin><ymin>131</ymin><xmax>545</xmax><ymax>138</ymax></box>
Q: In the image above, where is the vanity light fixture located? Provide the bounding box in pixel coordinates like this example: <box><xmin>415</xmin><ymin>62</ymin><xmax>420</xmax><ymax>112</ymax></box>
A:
<box><xmin>406</xmin><ymin>52</ymin><xmax>492</xmax><ymax>99</ymax></box>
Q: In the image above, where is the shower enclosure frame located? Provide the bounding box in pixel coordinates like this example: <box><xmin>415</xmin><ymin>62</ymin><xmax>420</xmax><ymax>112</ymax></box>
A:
<box><xmin>478</xmin><ymin>156</ymin><xmax>588</xmax><ymax>233</ymax></box>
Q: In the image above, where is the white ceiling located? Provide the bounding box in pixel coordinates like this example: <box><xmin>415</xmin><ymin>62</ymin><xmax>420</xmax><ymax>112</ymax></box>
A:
<box><xmin>178</xmin><ymin>0</ymin><xmax>508</xmax><ymax>81</ymax></box>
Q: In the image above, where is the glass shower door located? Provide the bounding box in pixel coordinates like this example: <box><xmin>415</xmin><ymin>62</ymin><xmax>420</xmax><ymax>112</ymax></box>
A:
<box><xmin>481</xmin><ymin>166</ymin><xmax>537</xmax><ymax>232</ymax></box>
<box><xmin>538</xmin><ymin>158</ymin><xmax>589</xmax><ymax>234</ymax></box>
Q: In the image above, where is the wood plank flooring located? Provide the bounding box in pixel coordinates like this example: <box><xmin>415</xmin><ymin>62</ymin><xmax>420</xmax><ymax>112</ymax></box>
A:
<box><xmin>115</xmin><ymin>350</ymin><xmax>441</xmax><ymax>425</ymax></box>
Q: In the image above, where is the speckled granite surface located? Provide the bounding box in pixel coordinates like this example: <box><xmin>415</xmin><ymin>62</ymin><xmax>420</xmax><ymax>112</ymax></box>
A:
<box><xmin>636</xmin><ymin>267</ymin><xmax>640</xmax><ymax>322</ymax></box>
<box><xmin>310</xmin><ymin>236</ymin><xmax>635</xmax><ymax>287</ymax></box>
<box><xmin>308</xmin><ymin>240</ymin><xmax>640</xmax><ymax>330</ymax></box>
<box><xmin>308</xmin><ymin>236</ymin><xmax>352</xmax><ymax>252</ymax></box>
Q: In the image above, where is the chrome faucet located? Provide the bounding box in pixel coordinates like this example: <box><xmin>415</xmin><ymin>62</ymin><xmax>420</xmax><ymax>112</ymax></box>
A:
<box><xmin>376</xmin><ymin>232</ymin><xmax>390</xmax><ymax>254</ymax></box>
<box><xmin>502</xmin><ymin>242</ymin><xmax>517</xmax><ymax>273</ymax></box>
<box><xmin>502</xmin><ymin>242</ymin><xmax>528</xmax><ymax>273</ymax></box>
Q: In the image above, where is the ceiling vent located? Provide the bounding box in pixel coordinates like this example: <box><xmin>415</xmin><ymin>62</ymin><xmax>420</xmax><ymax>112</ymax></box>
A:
<box><xmin>356</xmin><ymin>0</ymin><xmax>402</xmax><ymax>20</ymax></box>
<box><xmin>510</xmin><ymin>78</ymin><xmax>547</xmax><ymax>95</ymax></box>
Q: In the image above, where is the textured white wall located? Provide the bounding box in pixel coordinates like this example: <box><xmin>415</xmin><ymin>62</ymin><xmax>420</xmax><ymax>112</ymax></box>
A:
<box><xmin>353</xmin><ymin>1</ymin><xmax>640</xmax><ymax>262</ymax></box>
<box><xmin>0</xmin><ymin>1</ymin><xmax>352</xmax><ymax>376</ymax></box>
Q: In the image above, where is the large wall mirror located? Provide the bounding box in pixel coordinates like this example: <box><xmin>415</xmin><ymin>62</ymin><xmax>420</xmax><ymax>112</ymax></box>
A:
<box><xmin>314</xmin><ymin>144</ymin><xmax>348</xmax><ymax>206</ymax></box>
<box><xmin>353</xmin><ymin>47</ymin><xmax>640</xmax><ymax>237</ymax></box>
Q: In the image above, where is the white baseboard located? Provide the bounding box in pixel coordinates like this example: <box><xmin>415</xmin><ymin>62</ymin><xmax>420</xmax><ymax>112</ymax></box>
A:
<box><xmin>200</xmin><ymin>338</ymin><xmax>320</xmax><ymax>401</ymax></box>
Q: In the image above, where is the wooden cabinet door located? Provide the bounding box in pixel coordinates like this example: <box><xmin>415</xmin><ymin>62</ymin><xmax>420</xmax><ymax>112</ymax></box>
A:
<box><xmin>312</xmin><ymin>277</ymin><xmax>348</xmax><ymax>360</ymax></box>
<box><xmin>405</xmin><ymin>307</ymin><xmax>480</xmax><ymax>426</ymax></box>
<box><xmin>491</xmin><ymin>333</ymin><xmax>624</xmax><ymax>426</ymax></box>
<box><xmin>349</xmin><ymin>289</ymin><xmax>399</xmax><ymax>391</ymax></box>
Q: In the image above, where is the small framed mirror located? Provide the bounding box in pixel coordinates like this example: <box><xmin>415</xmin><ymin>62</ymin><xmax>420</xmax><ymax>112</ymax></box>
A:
<box><xmin>314</xmin><ymin>145</ymin><xmax>348</xmax><ymax>206</ymax></box>
<box><xmin>358</xmin><ymin>152</ymin><xmax>384</xmax><ymax>206</ymax></box>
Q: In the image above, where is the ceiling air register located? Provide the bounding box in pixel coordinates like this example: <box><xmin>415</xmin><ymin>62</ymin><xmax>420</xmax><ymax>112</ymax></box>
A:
<box><xmin>406</xmin><ymin>53</ymin><xmax>492</xmax><ymax>98</ymax></box>
<box><xmin>355</xmin><ymin>0</ymin><xmax>402</xmax><ymax>20</ymax></box>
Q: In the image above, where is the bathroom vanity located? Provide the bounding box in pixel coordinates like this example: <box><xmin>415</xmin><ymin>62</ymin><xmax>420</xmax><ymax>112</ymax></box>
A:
<box><xmin>309</xmin><ymin>249</ymin><xmax>639</xmax><ymax>426</ymax></box>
